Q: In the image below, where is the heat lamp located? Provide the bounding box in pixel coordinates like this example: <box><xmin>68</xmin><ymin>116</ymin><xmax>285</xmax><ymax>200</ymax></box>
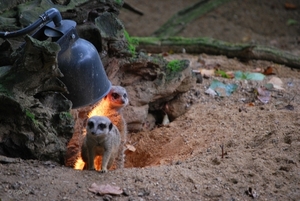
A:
<box><xmin>0</xmin><ymin>8</ymin><xmax>111</xmax><ymax>108</ymax></box>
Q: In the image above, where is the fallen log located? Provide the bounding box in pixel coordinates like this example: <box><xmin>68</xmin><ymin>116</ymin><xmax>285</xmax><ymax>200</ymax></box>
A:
<box><xmin>133</xmin><ymin>37</ymin><xmax>300</xmax><ymax>69</ymax></box>
<box><xmin>152</xmin><ymin>0</ymin><xmax>231</xmax><ymax>37</ymax></box>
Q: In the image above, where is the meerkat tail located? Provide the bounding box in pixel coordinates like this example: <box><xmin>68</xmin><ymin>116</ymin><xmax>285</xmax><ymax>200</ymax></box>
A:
<box><xmin>74</xmin><ymin>156</ymin><xmax>85</xmax><ymax>170</ymax></box>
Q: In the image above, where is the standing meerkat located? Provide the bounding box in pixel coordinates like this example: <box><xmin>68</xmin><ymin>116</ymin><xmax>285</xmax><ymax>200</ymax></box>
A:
<box><xmin>88</xmin><ymin>85</ymin><xmax>129</xmax><ymax>169</ymax></box>
<box><xmin>81</xmin><ymin>116</ymin><xmax>120</xmax><ymax>172</ymax></box>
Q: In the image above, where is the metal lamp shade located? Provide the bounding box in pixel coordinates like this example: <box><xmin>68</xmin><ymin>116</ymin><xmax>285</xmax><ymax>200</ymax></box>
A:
<box><xmin>57</xmin><ymin>29</ymin><xmax>111</xmax><ymax>108</ymax></box>
<box><xmin>40</xmin><ymin>20</ymin><xmax>111</xmax><ymax>109</ymax></box>
<box><xmin>4</xmin><ymin>8</ymin><xmax>111</xmax><ymax>109</ymax></box>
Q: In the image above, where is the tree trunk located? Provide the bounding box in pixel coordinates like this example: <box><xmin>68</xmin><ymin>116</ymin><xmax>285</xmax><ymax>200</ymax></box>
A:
<box><xmin>134</xmin><ymin>37</ymin><xmax>300</xmax><ymax>69</ymax></box>
<box><xmin>152</xmin><ymin>0</ymin><xmax>232</xmax><ymax>37</ymax></box>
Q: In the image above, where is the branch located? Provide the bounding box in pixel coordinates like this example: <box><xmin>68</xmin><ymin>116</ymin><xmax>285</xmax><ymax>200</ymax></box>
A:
<box><xmin>133</xmin><ymin>37</ymin><xmax>300</xmax><ymax>69</ymax></box>
<box><xmin>152</xmin><ymin>0</ymin><xmax>232</xmax><ymax>37</ymax></box>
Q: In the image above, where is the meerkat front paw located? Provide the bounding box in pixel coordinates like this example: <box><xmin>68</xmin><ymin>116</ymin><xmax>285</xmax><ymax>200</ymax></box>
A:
<box><xmin>100</xmin><ymin>169</ymin><xmax>108</xmax><ymax>173</ymax></box>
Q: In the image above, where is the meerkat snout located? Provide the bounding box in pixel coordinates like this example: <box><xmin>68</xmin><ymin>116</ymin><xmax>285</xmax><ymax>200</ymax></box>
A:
<box><xmin>111</xmin><ymin>92</ymin><xmax>128</xmax><ymax>104</ymax></box>
<box><xmin>87</xmin><ymin>118</ymin><xmax>113</xmax><ymax>136</ymax></box>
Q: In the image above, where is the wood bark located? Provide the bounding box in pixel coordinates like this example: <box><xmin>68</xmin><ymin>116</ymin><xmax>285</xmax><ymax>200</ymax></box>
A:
<box><xmin>152</xmin><ymin>0</ymin><xmax>232</xmax><ymax>37</ymax></box>
<box><xmin>134</xmin><ymin>37</ymin><xmax>300</xmax><ymax>69</ymax></box>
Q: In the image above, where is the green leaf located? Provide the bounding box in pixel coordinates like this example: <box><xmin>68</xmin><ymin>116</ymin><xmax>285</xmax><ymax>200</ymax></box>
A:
<box><xmin>216</xmin><ymin>70</ymin><xmax>230</xmax><ymax>78</ymax></box>
<box><xmin>287</xmin><ymin>19</ymin><xmax>298</xmax><ymax>26</ymax></box>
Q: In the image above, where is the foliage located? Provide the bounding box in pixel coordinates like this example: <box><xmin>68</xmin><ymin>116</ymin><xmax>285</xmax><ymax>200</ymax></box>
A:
<box><xmin>114</xmin><ymin>0</ymin><xmax>122</xmax><ymax>6</ymax></box>
<box><xmin>59</xmin><ymin>112</ymin><xmax>73</xmax><ymax>120</ymax></box>
<box><xmin>215</xmin><ymin>69</ymin><xmax>231</xmax><ymax>78</ymax></box>
<box><xmin>124</xmin><ymin>30</ymin><xmax>139</xmax><ymax>55</ymax></box>
<box><xmin>286</xmin><ymin>19</ymin><xmax>298</xmax><ymax>26</ymax></box>
<box><xmin>25</xmin><ymin>109</ymin><xmax>37</xmax><ymax>124</ymax></box>
<box><xmin>167</xmin><ymin>60</ymin><xmax>182</xmax><ymax>72</ymax></box>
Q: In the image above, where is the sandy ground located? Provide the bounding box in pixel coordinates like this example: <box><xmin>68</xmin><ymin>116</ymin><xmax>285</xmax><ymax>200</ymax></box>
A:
<box><xmin>1</xmin><ymin>0</ymin><xmax>300</xmax><ymax>200</ymax></box>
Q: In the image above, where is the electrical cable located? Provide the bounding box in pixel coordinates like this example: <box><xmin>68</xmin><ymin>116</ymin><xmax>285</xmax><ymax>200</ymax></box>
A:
<box><xmin>0</xmin><ymin>8</ymin><xmax>62</xmax><ymax>38</ymax></box>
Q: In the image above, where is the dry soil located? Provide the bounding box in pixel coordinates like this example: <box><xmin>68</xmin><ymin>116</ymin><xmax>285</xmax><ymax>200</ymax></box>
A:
<box><xmin>1</xmin><ymin>0</ymin><xmax>300</xmax><ymax>200</ymax></box>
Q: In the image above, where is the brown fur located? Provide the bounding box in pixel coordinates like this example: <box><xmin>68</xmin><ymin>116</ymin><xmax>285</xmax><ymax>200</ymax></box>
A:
<box><xmin>68</xmin><ymin>86</ymin><xmax>128</xmax><ymax>170</ymax></box>
<box><xmin>80</xmin><ymin>116</ymin><xmax>120</xmax><ymax>172</ymax></box>
<box><xmin>88</xmin><ymin>86</ymin><xmax>128</xmax><ymax>169</ymax></box>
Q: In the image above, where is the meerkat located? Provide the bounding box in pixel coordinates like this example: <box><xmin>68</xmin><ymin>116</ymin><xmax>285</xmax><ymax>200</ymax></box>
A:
<box><xmin>88</xmin><ymin>85</ymin><xmax>129</xmax><ymax>169</ymax></box>
<box><xmin>81</xmin><ymin>116</ymin><xmax>120</xmax><ymax>172</ymax></box>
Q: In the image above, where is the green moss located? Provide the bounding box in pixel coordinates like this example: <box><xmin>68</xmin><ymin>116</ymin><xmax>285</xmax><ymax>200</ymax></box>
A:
<box><xmin>151</xmin><ymin>54</ymin><xmax>165</xmax><ymax>65</ymax></box>
<box><xmin>165</xmin><ymin>59</ymin><xmax>190</xmax><ymax>81</ymax></box>
<box><xmin>167</xmin><ymin>60</ymin><xmax>182</xmax><ymax>72</ymax></box>
<box><xmin>132</xmin><ymin>37</ymin><xmax>161</xmax><ymax>45</ymax></box>
<box><xmin>114</xmin><ymin>0</ymin><xmax>122</xmax><ymax>5</ymax></box>
<box><xmin>124</xmin><ymin>30</ymin><xmax>139</xmax><ymax>55</ymax></box>
<box><xmin>59</xmin><ymin>112</ymin><xmax>73</xmax><ymax>120</ymax></box>
<box><xmin>25</xmin><ymin>109</ymin><xmax>37</xmax><ymax>125</ymax></box>
<box><xmin>133</xmin><ymin>36</ymin><xmax>249</xmax><ymax>48</ymax></box>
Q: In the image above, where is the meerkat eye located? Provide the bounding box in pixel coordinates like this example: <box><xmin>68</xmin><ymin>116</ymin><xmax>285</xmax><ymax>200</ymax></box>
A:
<box><xmin>87</xmin><ymin>121</ymin><xmax>94</xmax><ymax>129</ymax></box>
<box><xmin>111</xmin><ymin>93</ymin><xmax>120</xmax><ymax>100</ymax></box>
<box><xmin>98</xmin><ymin>123</ymin><xmax>107</xmax><ymax>130</ymax></box>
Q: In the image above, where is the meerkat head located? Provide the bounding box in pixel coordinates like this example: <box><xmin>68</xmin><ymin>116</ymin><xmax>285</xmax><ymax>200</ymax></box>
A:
<box><xmin>87</xmin><ymin>116</ymin><xmax>113</xmax><ymax>136</ymax></box>
<box><xmin>104</xmin><ymin>86</ymin><xmax>129</xmax><ymax>110</ymax></box>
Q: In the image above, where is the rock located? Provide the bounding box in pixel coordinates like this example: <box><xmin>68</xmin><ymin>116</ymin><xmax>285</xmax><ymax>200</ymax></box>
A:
<box><xmin>0</xmin><ymin>36</ymin><xmax>73</xmax><ymax>163</ymax></box>
<box><xmin>143</xmin><ymin>113</ymin><xmax>156</xmax><ymax>131</ymax></box>
<box><xmin>123</xmin><ymin>105</ymin><xmax>149</xmax><ymax>132</ymax></box>
<box><xmin>0</xmin><ymin>2</ymin><xmax>196</xmax><ymax>164</ymax></box>
<box><xmin>164</xmin><ymin>93</ymin><xmax>190</xmax><ymax>121</ymax></box>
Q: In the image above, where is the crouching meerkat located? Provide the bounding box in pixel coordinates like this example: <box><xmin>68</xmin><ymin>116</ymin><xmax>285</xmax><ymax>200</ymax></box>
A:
<box><xmin>81</xmin><ymin>116</ymin><xmax>121</xmax><ymax>173</ymax></box>
<box><xmin>88</xmin><ymin>85</ymin><xmax>129</xmax><ymax>169</ymax></box>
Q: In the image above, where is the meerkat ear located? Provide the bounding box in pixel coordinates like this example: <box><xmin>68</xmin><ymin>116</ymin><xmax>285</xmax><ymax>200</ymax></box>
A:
<box><xmin>87</xmin><ymin>121</ymin><xmax>94</xmax><ymax>130</ymax></box>
<box><xmin>109</xmin><ymin>122</ymin><xmax>113</xmax><ymax>131</ymax></box>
